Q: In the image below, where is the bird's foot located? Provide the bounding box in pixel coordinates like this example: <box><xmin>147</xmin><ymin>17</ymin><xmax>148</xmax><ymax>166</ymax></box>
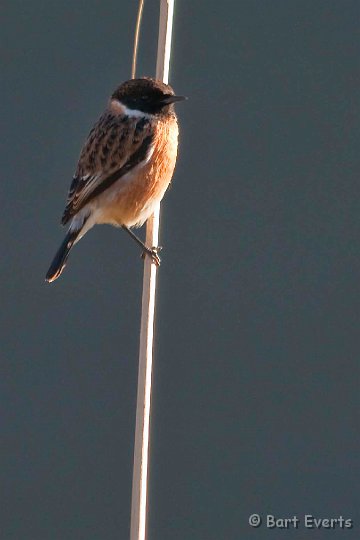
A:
<box><xmin>141</xmin><ymin>246</ymin><xmax>162</xmax><ymax>266</ymax></box>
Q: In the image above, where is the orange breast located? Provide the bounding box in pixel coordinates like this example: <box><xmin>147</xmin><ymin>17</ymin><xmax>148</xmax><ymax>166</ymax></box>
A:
<box><xmin>104</xmin><ymin>115</ymin><xmax>179</xmax><ymax>227</ymax></box>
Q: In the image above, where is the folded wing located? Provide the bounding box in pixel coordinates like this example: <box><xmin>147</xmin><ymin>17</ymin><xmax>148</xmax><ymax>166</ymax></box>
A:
<box><xmin>62</xmin><ymin>113</ymin><xmax>154</xmax><ymax>225</ymax></box>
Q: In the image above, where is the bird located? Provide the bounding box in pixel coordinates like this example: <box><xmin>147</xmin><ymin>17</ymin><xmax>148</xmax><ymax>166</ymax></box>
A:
<box><xmin>45</xmin><ymin>77</ymin><xmax>186</xmax><ymax>283</ymax></box>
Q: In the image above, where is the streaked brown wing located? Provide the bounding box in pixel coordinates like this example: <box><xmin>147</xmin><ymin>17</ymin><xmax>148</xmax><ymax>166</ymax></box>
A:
<box><xmin>61</xmin><ymin>113</ymin><xmax>154</xmax><ymax>224</ymax></box>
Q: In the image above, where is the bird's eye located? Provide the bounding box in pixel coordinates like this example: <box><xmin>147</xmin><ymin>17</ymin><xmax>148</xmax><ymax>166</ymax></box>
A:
<box><xmin>141</xmin><ymin>95</ymin><xmax>149</xmax><ymax>101</ymax></box>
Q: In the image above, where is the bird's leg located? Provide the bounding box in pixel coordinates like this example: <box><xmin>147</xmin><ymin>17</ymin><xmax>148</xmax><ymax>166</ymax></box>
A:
<box><xmin>121</xmin><ymin>225</ymin><xmax>161</xmax><ymax>266</ymax></box>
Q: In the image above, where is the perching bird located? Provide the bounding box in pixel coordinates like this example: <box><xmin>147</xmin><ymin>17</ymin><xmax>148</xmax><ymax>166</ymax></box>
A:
<box><xmin>46</xmin><ymin>77</ymin><xmax>185</xmax><ymax>283</ymax></box>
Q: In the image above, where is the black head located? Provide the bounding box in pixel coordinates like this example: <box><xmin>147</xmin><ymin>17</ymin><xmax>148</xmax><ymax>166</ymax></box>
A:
<box><xmin>111</xmin><ymin>77</ymin><xmax>186</xmax><ymax>115</ymax></box>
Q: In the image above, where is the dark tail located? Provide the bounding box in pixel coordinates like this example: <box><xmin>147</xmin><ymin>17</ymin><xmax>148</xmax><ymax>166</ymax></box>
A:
<box><xmin>45</xmin><ymin>229</ymin><xmax>79</xmax><ymax>283</ymax></box>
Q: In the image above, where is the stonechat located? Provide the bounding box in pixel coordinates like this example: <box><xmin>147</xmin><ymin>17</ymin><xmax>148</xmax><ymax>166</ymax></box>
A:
<box><xmin>46</xmin><ymin>77</ymin><xmax>185</xmax><ymax>283</ymax></box>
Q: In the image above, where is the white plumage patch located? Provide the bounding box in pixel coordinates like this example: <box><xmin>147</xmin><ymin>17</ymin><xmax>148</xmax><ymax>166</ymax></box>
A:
<box><xmin>111</xmin><ymin>99</ymin><xmax>152</xmax><ymax>119</ymax></box>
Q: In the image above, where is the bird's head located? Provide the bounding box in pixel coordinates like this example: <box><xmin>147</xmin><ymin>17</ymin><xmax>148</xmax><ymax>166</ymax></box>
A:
<box><xmin>111</xmin><ymin>77</ymin><xmax>186</xmax><ymax>116</ymax></box>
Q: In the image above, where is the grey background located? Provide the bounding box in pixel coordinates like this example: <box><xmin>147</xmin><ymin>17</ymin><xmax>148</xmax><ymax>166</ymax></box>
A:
<box><xmin>1</xmin><ymin>1</ymin><xmax>359</xmax><ymax>538</ymax></box>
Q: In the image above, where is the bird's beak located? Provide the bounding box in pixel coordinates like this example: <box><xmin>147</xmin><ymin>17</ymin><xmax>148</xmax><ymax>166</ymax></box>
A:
<box><xmin>161</xmin><ymin>94</ymin><xmax>187</xmax><ymax>105</ymax></box>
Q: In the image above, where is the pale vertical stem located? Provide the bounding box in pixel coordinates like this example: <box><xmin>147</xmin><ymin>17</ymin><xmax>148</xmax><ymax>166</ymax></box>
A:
<box><xmin>131</xmin><ymin>0</ymin><xmax>145</xmax><ymax>79</ymax></box>
<box><xmin>155</xmin><ymin>0</ymin><xmax>174</xmax><ymax>84</ymax></box>
<box><xmin>130</xmin><ymin>2</ymin><xmax>175</xmax><ymax>540</ymax></box>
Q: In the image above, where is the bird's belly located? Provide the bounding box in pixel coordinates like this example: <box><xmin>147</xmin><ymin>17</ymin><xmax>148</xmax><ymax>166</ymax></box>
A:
<box><xmin>94</xmin><ymin>119</ymin><xmax>178</xmax><ymax>227</ymax></box>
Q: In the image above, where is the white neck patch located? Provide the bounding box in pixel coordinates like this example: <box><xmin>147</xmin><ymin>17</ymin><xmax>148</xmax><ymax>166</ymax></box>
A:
<box><xmin>110</xmin><ymin>99</ymin><xmax>151</xmax><ymax>119</ymax></box>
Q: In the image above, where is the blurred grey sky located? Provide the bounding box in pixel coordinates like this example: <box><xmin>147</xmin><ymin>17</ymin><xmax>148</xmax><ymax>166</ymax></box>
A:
<box><xmin>1</xmin><ymin>1</ymin><xmax>359</xmax><ymax>539</ymax></box>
